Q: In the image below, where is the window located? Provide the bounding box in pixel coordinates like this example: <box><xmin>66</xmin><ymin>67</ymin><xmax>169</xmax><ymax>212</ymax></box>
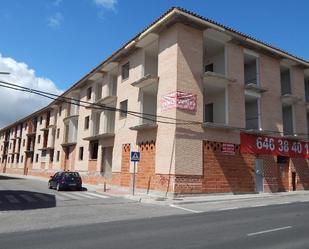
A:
<box><xmin>40</xmin><ymin>116</ymin><xmax>43</xmax><ymax>125</ymax></box>
<box><xmin>282</xmin><ymin>105</ymin><xmax>294</xmax><ymax>135</ymax></box>
<box><xmin>9</xmin><ymin>143</ymin><xmax>11</xmax><ymax>149</ymax></box>
<box><xmin>79</xmin><ymin>147</ymin><xmax>84</xmax><ymax>160</ymax></box>
<box><xmin>38</xmin><ymin>135</ymin><xmax>41</xmax><ymax>144</ymax></box>
<box><xmin>84</xmin><ymin>116</ymin><xmax>90</xmax><ymax>130</ymax></box>
<box><xmin>0</xmin><ymin>145</ymin><xmax>2</xmax><ymax>151</ymax></box>
<box><xmin>121</xmin><ymin>62</ymin><xmax>130</xmax><ymax>80</ymax></box>
<box><xmin>87</xmin><ymin>87</ymin><xmax>92</xmax><ymax>100</ymax></box>
<box><xmin>205</xmin><ymin>64</ymin><xmax>214</xmax><ymax>73</ymax></box>
<box><xmin>8</xmin><ymin>157</ymin><xmax>10</xmax><ymax>163</ymax></box>
<box><xmin>57</xmin><ymin>128</ymin><xmax>60</xmax><ymax>139</ymax></box>
<box><xmin>59</xmin><ymin>106</ymin><xmax>62</xmax><ymax>117</ymax></box>
<box><xmin>35</xmin><ymin>154</ymin><xmax>39</xmax><ymax>163</ymax></box>
<box><xmin>23</xmin><ymin>139</ymin><xmax>25</xmax><ymax>147</ymax></box>
<box><xmin>90</xmin><ymin>141</ymin><xmax>99</xmax><ymax>160</ymax></box>
<box><xmin>16</xmin><ymin>154</ymin><xmax>19</xmax><ymax>163</ymax></box>
<box><xmin>56</xmin><ymin>151</ymin><xmax>60</xmax><ymax>162</ymax></box>
<box><xmin>50</xmin><ymin>150</ymin><xmax>54</xmax><ymax>162</ymax></box>
<box><xmin>119</xmin><ymin>100</ymin><xmax>128</xmax><ymax>119</ymax></box>
<box><xmin>21</xmin><ymin>155</ymin><xmax>23</xmax><ymax>163</ymax></box>
<box><xmin>204</xmin><ymin>103</ymin><xmax>214</xmax><ymax>123</ymax></box>
<box><xmin>280</xmin><ymin>66</ymin><xmax>291</xmax><ymax>95</ymax></box>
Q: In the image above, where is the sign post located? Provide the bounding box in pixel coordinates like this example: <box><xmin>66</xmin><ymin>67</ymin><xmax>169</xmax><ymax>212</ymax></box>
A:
<box><xmin>130</xmin><ymin>151</ymin><xmax>140</xmax><ymax>196</ymax></box>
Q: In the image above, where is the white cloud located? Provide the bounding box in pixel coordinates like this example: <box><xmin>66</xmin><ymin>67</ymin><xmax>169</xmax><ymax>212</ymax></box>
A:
<box><xmin>94</xmin><ymin>0</ymin><xmax>117</xmax><ymax>10</ymax></box>
<box><xmin>47</xmin><ymin>12</ymin><xmax>63</xmax><ymax>28</ymax></box>
<box><xmin>0</xmin><ymin>54</ymin><xmax>62</xmax><ymax>128</ymax></box>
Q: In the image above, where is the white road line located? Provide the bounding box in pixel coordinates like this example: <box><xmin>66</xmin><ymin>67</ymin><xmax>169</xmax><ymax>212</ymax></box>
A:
<box><xmin>247</xmin><ymin>226</ymin><xmax>292</xmax><ymax>236</ymax></box>
<box><xmin>34</xmin><ymin>193</ymin><xmax>54</xmax><ymax>202</ymax></box>
<box><xmin>219</xmin><ymin>207</ymin><xmax>240</xmax><ymax>211</ymax></box>
<box><xmin>85</xmin><ymin>192</ymin><xmax>109</xmax><ymax>199</ymax></box>
<box><xmin>5</xmin><ymin>195</ymin><xmax>19</xmax><ymax>204</ymax></box>
<box><xmin>72</xmin><ymin>192</ymin><xmax>96</xmax><ymax>199</ymax></box>
<box><xmin>54</xmin><ymin>194</ymin><xmax>69</xmax><ymax>201</ymax></box>
<box><xmin>19</xmin><ymin>194</ymin><xmax>36</xmax><ymax>203</ymax></box>
<box><xmin>56</xmin><ymin>192</ymin><xmax>83</xmax><ymax>200</ymax></box>
<box><xmin>170</xmin><ymin>204</ymin><xmax>202</xmax><ymax>213</ymax></box>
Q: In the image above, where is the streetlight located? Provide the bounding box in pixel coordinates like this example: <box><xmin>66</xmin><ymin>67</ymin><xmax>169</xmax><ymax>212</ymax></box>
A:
<box><xmin>0</xmin><ymin>72</ymin><xmax>10</xmax><ymax>75</ymax></box>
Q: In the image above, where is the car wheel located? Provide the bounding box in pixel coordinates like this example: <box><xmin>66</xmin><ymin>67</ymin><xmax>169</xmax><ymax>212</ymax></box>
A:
<box><xmin>48</xmin><ymin>182</ymin><xmax>52</xmax><ymax>189</ymax></box>
<box><xmin>56</xmin><ymin>183</ymin><xmax>62</xmax><ymax>191</ymax></box>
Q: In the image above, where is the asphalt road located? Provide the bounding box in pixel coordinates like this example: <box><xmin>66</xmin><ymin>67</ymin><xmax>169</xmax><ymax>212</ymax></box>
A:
<box><xmin>1</xmin><ymin>174</ymin><xmax>309</xmax><ymax>249</ymax></box>
<box><xmin>1</xmin><ymin>202</ymin><xmax>309</xmax><ymax>249</ymax></box>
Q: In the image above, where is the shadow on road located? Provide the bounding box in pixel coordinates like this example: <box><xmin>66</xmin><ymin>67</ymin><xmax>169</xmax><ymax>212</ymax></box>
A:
<box><xmin>0</xmin><ymin>175</ymin><xmax>24</xmax><ymax>180</ymax></box>
<box><xmin>0</xmin><ymin>190</ymin><xmax>56</xmax><ymax>211</ymax></box>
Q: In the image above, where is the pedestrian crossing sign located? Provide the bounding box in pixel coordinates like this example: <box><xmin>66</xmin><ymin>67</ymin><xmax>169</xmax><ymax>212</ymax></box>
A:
<box><xmin>130</xmin><ymin>151</ymin><xmax>140</xmax><ymax>162</ymax></box>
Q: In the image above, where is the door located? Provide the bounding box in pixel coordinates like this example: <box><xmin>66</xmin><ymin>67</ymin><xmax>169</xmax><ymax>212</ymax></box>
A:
<box><xmin>102</xmin><ymin>147</ymin><xmax>113</xmax><ymax>179</ymax></box>
<box><xmin>64</xmin><ymin>147</ymin><xmax>70</xmax><ymax>171</ymax></box>
<box><xmin>292</xmin><ymin>172</ymin><xmax>296</xmax><ymax>191</ymax></box>
<box><xmin>255</xmin><ymin>159</ymin><xmax>264</xmax><ymax>193</ymax></box>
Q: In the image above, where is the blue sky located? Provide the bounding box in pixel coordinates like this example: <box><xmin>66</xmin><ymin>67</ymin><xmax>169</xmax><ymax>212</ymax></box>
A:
<box><xmin>1</xmin><ymin>0</ymin><xmax>309</xmax><ymax>89</ymax></box>
<box><xmin>0</xmin><ymin>0</ymin><xmax>308</xmax><ymax>127</ymax></box>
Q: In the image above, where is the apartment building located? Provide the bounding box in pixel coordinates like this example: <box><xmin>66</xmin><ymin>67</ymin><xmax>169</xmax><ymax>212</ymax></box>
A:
<box><xmin>1</xmin><ymin>7</ymin><xmax>309</xmax><ymax>195</ymax></box>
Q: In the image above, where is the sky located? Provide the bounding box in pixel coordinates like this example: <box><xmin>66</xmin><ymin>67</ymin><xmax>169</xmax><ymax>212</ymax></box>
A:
<box><xmin>0</xmin><ymin>0</ymin><xmax>309</xmax><ymax>127</ymax></box>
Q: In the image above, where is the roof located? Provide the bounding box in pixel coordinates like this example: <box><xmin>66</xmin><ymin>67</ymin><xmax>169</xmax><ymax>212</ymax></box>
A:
<box><xmin>1</xmin><ymin>6</ymin><xmax>308</xmax><ymax>132</ymax></box>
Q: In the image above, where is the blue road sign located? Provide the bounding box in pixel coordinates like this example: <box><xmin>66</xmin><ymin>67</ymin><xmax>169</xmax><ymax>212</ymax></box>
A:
<box><xmin>130</xmin><ymin>151</ymin><xmax>140</xmax><ymax>162</ymax></box>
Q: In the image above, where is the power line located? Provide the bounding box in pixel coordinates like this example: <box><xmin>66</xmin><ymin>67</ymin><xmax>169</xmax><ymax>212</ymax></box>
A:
<box><xmin>0</xmin><ymin>80</ymin><xmax>308</xmax><ymax>137</ymax></box>
<box><xmin>0</xmin><ymin>80</ymin><xmax>194</xmax><ymax>125</ymax></box>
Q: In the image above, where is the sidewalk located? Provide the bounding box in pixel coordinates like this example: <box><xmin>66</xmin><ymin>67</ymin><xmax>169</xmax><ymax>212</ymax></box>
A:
<box><xmin>3</xmin><ymin>172</ymin><xmax>309</xmax><ymax>206</ymax></box>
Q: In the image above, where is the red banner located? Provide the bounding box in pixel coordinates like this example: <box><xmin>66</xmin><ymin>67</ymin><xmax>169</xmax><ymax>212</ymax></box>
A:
<box><xmin>161</xmin><ymin>91</ymin><xmax>197</xmax><ymax>112</ymax></box>
<box><xmin>240</xmin><ymin>133</ymin><xmax>309</xmax><ymax>158</ymax></box>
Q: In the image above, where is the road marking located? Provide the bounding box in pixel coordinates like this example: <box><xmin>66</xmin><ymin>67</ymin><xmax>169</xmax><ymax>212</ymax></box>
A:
<box><xmin>85</xmin><ymin>192</ymin><xmax>109</xmax><ymax>199</ymax></box>
<box><xmin>72</xmin><ymin>192</ymin><xmax>96</xmax><ymax>199</ymax></box>
<box><xmin>219</xmin><ymin>207</ymin><xmax>240</xmax><ymax>211</ymax></box>
<box><xmin>34</xmin><ymin>193</ymin><xmax>54</xmax><ymax>202</ymax></box>
<box><xmin>57</xmin><ymin>192</ymin><xmax>83</xmax><ymax>200</ymax></box>
<box><xmin>169</xmin><ymin>204</ymin><xmax>202</xmax><ymax>213</ymax></box>
<box><xmin>247</xmin><ymin>226</ymin><xmax>292</xmax><ymax>236</ymax></box>
<box><xmin>20</xmin><ymin>194</ymin><xmax>37</xmax><ymax>203</ymax></box>
<box><xmin>5</xmin><ymin>195</ymin><xmax>19</xmax><ymax>204</ymax></box>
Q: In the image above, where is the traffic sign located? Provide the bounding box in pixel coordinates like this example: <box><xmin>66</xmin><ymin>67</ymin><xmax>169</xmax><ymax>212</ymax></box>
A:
<box><xmin>130</xmin><ymin>151</ymin><xmax>140</xmax><ymax>162</ymax></box>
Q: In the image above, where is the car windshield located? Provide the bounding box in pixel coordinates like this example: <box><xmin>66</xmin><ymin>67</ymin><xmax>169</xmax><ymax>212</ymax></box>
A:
<box><xmin>63</xmin><ymin>172</ymin><xmax>80</xmax><ymax>178</ymax></box>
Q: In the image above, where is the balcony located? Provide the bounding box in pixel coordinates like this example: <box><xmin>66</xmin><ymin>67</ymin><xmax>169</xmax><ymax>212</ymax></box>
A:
<box><xmin>203</xmin><ymin>71</ymin><xmax>236</xmax><ymax>88</ymax></box>
<box><xmin>63</xmin><ymin>114</ymin><xmax>79</xmax><ymax>123</ymax></box>
<box><xmin>83</xmin><ymin>132</ymin><xmax>115</xmax><ymax>141</ymax></box>
<box><xmin>202</xmin><ymin>122</ymin><xmax>238</xmax><ymax>131</ymax></box>
<box><xmin>281</xmin><ymin>94</ymin><xmax>301</xmax><ymax>106</ymax></box>
<box><xmin>131</xmin><ymin>74</ymin><xmax>159</xmax><ymax>89</ymax></box>
<box><xmin>245</xmin><ymin>83</ymin><xmax>267</xmax><ymax>93</ymax></box>
<box><xmin>129</xmin><ymin>122</ymin><xmax>157</xmax><ymax>131</ymax></box>
<box><xmin>84</xmin><ymin>110</ymin><xmax>115</xmax><ymax>141</ymax></box>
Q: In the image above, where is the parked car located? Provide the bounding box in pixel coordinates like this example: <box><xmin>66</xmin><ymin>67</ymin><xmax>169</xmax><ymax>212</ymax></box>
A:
<box><xmin>48</xmin><ymin>171</ymin><xmax>82</xmax><ymax>191</ymax></box>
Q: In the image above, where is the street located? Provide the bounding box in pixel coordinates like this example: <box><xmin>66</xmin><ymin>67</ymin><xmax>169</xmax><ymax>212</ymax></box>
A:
<box><xmin>1</xmin><ymin>174</ymin><xmax>309</xmax><ymax>248</ymax></box>
<box><xmin>1</xmin><ymin>202</ymin><xmax>309</xmax><ymax>249</ymax></box>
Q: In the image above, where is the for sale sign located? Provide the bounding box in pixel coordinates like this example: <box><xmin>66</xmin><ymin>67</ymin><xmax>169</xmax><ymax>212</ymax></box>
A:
<box><xmin>161</xmin><ymin>91</ymin><xmax>197</xmax><ymax>112</ymax></box>
<box><xmin>240</xmin><ymin>133</ymin><xmax>309</xmax><ymax>158</ymax></box>
<box><xmin>222</xmin><ymin>143</ymin><xmax>235</xmax><ymax>155</ymax></box>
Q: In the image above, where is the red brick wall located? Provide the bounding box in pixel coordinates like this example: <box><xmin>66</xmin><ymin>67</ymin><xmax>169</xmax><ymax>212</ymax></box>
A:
<box><xmin>291</xmin><ymin>158</ymin><xmax>309</xmax><ymax>190</ymax></box>
<box><xmin>136</xmin><ymin>141</ymin><xmax>156</xmax><ymax>190</ymax></box>
<box><xmin>88</xmin><ymin>160</ymin><xmax>97</xmax><ymax>173</ymax></box>
<box><xmin>120</xmin><ymin>144</ymin><xmax>130</xmax><ymax>187</ymax></box>
<box><xmin>203</xmin><ymin>141</ymin><xmax>255</xmax><ymax>193</ymax></box>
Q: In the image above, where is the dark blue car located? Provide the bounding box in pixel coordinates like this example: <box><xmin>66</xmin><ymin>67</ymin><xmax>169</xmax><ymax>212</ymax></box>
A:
<box><xmin>48</xmin><ymin>171</ymin><xmax>82</xmax><ymax>191</ymax></box>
